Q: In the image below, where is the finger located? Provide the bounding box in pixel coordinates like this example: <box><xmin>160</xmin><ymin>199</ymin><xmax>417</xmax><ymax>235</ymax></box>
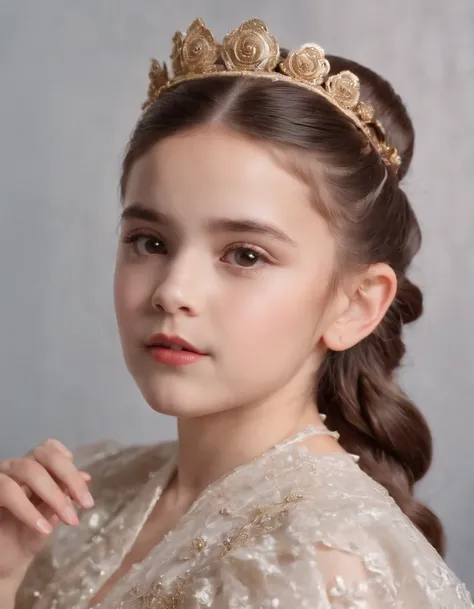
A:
<box><xmin>43</xmin><ymin>439</ymin><xmax>74</xmax><ymax>460</ymax></box>
<box><xmin>20</xmin><ymin>472</ymin><xmax>90</xmax><ymax>510</ymax></box>
<box><xmin>33</xmin><ymin>497</ymin><xmax>60</xmax><ymax>529</ymax></box>
<box><xmin>0</xmin><ymin>459</ymin><xmax>80</xmax><ymax>526</ymax></box>
<box><xmin>27</xmin><ymin>471</ymin><xmax>91</xmax><ymax>492</ymax></box>
<box><xmin>25</xmin><ymin>439</ymin><xmax>73</xmax><ymax>462</ymax></box>
<box><xmin>31</xmin><ymin>445</ymin><xmax>94</xmax><ymax>510</ymax></box>
<box><xmin>0</xmin><ymin>474</ymin><xmax>54</xmax><ymax>536</ymax></box>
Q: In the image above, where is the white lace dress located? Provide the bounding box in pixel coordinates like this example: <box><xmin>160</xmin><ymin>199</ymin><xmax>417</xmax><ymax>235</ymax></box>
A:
<box><xmin>17</xmin><ymin>426</ymin><xmax>473</xmax><ymax>608</ymax></box>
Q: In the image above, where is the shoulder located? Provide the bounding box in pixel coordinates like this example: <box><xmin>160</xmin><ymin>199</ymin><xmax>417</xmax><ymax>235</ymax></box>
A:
<box><xmin>283</xmin><ymin>454</ymin><xmax>434</xmax><ymax>568</ymax></box>
<box><xmin>269</xmin><ymin>454</ymin><xmax>473</xmax><ymax>606</ymax></box>
<box><xmin>214</xmin><ymin>453</ymin><xmax>473</xmax><ymax>607</ymax></box>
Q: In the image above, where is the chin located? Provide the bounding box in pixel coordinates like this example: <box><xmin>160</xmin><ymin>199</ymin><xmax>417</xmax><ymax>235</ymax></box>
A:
<box><xmin>124</xmin><ymin>348</ymin><xmax>233</xmax><ymax>418</ymax></box>
<box><xmin>135</xmin><ymin>375</ymin><xmax>222</xmax><ymax>418</ymax></box>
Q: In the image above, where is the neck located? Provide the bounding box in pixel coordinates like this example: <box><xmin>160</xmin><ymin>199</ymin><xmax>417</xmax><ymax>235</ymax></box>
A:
<box><xmin>169</xmin><ymin>394</ymin><xmax>323</xmax><ymax>511</ymax></box>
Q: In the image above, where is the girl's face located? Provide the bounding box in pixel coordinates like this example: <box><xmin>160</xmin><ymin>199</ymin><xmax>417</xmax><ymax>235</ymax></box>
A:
<box><xmin>114</xmin><ymin>125</ymin><xmax>339</xmax><ymax>418</ymax></box>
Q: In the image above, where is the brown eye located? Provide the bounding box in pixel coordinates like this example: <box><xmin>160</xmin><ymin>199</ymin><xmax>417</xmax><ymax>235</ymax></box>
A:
<box><xmin>235</xmin><ymin>249</ymin><xmax>259</xmax><ymax>267</ymax></box>
<box><xmin>124</xmin><ymin>234</ymin><xmax>167</xmax><ymax>255</ymax></box>
<box><xmin>223</xmin><ymin>246</ymin><xmax>264</xmax><ymax>268</ymax></box>
<box><xmin>138</xmin><ymin>236</ymin><xmax>166</xmax><ymax>255</ymax></box>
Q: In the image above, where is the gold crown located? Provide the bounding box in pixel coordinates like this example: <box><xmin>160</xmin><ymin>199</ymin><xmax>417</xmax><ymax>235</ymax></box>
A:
<box><xmin>142</xmin><ymin>18</ymin><xmax>401</xmax><ymax>172</ymax></box>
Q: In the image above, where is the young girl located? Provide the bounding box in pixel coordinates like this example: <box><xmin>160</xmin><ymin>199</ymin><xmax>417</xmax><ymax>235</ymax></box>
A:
<box><xmin>0</xmin><ymin>17</ymin><xmax>472</xmax><ymax>609</ymax></box>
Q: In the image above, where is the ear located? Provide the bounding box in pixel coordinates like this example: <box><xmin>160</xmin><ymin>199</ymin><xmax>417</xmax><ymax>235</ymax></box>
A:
<box><xmin>322</xmin><ymin>263</ymin><xmax>398</xmax><ymax>351</ymax></box>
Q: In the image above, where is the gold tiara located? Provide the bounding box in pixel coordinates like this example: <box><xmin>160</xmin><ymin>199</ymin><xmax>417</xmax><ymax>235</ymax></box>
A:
<box><xmin>142</xmin><ymin>18</ymin><xmax>401</xmax><ymax>172</ymax></box>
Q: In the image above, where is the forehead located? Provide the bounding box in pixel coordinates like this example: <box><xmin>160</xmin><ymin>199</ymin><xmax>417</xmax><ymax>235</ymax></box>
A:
<box><xmin>127</xmin><ymin>125</ymin><xmax>306</xmax><ymax>197</ymax></box>
<box><xmin>124</xmin><ymin>125</ymin><xmax>333</xmax><ymax>248</ymax></box>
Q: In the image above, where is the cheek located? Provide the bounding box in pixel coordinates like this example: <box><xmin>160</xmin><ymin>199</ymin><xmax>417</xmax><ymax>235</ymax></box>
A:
<box><xmin>228</xmin><ymin>274</ymin><xmax>327</xmax><ymax>352</ymax></box>
<box><xmin>113</xmin><ymin>259</ymin><xmax>149</xmax><ymax>324</ymax></box>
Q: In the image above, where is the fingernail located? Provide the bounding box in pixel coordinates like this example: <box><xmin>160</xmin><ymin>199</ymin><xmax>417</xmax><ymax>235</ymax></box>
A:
<box><xmin>52</xmin><ymin>440</ymin><xmax>73</xmax><ymax>458</ymax></box>
<box><xmin>37</xmin><ymin>518</ymin><xmax>53</xmax><ymax>535</ymax></box>
<box><xmin>81</xmin><ymin>492</ymin><xmax>95</xmax><ymax>509</ymax></box>
<box><xmin>63</xmin><ymin>505</ymin><xmax>79</xmax><ymax>526</ymax></box>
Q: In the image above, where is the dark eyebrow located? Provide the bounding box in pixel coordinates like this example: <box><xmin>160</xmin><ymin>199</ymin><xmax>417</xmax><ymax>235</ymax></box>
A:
<box><xmin>121</xmin><ymin>202</ymin><xmax>297</xmax><ymax>247</ymax></box>
<box><xmin>120</xmin><ymin>203</ymin><xmax>170</xmax><ymax>225</ymax></box>
<box><xmin>208</xmin><ymin>218</ymin><xmax>297</xmax><ymax>247</ymax></box>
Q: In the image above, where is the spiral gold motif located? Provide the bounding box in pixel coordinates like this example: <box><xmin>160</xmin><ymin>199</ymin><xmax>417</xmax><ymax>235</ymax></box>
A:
<box><xmin>325</xmin><ymin>70</ymin><xmax>360</xmax><ymax>110</ymax></box>
<box><xmin>181</xmin><ymin>18</ymin><xmax>219</xmax><ymax>74</ymax></box>
<box><xmin>280</xmin><ymin>44</ymin><xmax>329</xmax><ymax>85</ymax></box>
<box><xmin>141</xmin><ymin>18</ymin><xmax>402</xmax><ymax>172</ymax></box>
<box><xmin>221</xmin><ymin>19</ymin><xmax>279</xmax><ymax>72</ymax></box>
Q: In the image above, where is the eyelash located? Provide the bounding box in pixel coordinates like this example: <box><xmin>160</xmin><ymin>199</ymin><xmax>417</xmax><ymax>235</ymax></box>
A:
<box><xmin>120</xmin><ymin>232</ymin><xmax>272</xmax><ymax>274</ymax></box>
<box><xmin>121</xmin><ymin>232</ymin><xmax>165</xmax><ymax>255</ymax></box>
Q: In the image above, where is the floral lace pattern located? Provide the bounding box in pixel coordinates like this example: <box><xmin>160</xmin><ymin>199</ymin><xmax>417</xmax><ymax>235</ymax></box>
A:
<box><xmin>16</xmin><ymin>427</ymin><xmax>473</xmax><ymax>609</ymax></box>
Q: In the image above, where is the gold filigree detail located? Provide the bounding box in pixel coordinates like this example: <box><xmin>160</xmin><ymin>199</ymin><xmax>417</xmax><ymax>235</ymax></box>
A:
<box><xmin>119</xmin><ymin>491</ymin><xmax>304</xmax><ymax>608</ymax></box>
<box><xmin>171</xmin><ymin>32</ymin><xmax>184</xmax><ymax>76</ymax></box>
<box><xmin>180</xmin><ymin>18</ymin><xmax>219</xmax><ymax>75</ymax></box>
<box><xmin>369</xmin><ymin>120</ymin><xmax>402</xmax><ymax>170</ymax></box>
<box><xmin>179</xmin><ymin>535</ymin><xmax>208</xmax><ymax>561</ymax></box>
<box><xmin>221</xmin><ymin>491</ymin><xmax>304</xmax><ymax>555</ymax></box>
<box><xmin>221</xmin><ymin>19</ymin><xmax>279</xmax><ymax>72</ymax></box>
<box><xmin>123</xmin><ymin>578</ymin><xmax>186</xmax><ymax>609</ymax></box>
<box><xmin>381</xmin><ymin>144</ymin><xmax>401</xmax><ymax>169</ymax></box>
<box><xmin>280</xmin><ymin>44</ymin><xmax>329</xmax><ymax>85</ymax></box>
<box><xmin>142</xmin><ymin>19</ymin><xmax>401</xmax><ymax>171</ymax></box>
<box><xmin>142</xmin><ymin>18</ymin><xmax>402</xmax><ymax>169</ymax></box>
<box><xmin>325</xmin><ymin>70</ymin><xmax>360</xmax><ymax>110</ymax></box>
<box><xmin>285</xmin><ymin>491</ymin><xmax>304</xmax><ymax>502</ymax></box>
<box><xmin>356</xmin><ymin>101</ymin><xmax>375</xmax><ymax>122</ymax></box>
<box><xmin>142</xmin><ymin>59</ymin><xmax>169</xmax><ymax>110</ymax></box>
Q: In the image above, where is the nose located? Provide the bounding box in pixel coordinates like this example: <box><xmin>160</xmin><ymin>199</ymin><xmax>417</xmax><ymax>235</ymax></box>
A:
<box><xmin>151</xmin><ymin>250</ymin><xmax>204</xmax><ymax>317</ymax></box>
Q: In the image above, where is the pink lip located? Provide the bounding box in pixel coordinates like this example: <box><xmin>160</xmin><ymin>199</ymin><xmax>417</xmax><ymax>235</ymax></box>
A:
<box><xmin>149</xmin><ymin>347</ymin><xmax>205</xmax><ymax>366</ymax></box>
<box><xmin>146</xmin><ymin>333</ymin><xmax>203</xmax><ymax>354</ymax></box>
<box><xmin>146</xmin><ymin>334</ymin><xmax>206</xmax><ymax>367</ymax></box>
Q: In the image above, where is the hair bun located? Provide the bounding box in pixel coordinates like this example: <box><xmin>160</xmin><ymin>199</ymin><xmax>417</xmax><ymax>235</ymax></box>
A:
<box><xmin>327</xmin><ymin>55</ymin><xmax>415</xmax><ymax>181</ymax></box>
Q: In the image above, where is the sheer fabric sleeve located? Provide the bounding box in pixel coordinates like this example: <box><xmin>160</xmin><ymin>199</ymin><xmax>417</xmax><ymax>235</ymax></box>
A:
<box><xmin>205</xmin><ymin>534</ymin><xmax>392</xmax><ymax>608</ymax></box>
<box><xmin>207</xmin><ymin>510</ymin><xmax>473</xmax><ymax>609</ymax></box>
<box><xmin>15</xmin><ymin>440</ymin><xmax>121</xmax><ymax>609</ymax></box>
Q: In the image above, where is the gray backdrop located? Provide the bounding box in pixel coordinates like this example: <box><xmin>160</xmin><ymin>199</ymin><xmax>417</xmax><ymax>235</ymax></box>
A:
<box><xmin>0</xmin><ymin>0</ymin><xmax>473</xmax><ymax>589</ymax></box>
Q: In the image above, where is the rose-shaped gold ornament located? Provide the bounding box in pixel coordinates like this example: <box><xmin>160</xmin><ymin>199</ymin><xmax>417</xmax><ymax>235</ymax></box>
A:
<box><xmin>279</xmin><ymin>44</ymin><xmax>329</xmax><ymax>85</ymax></box>
<box><xmin>221</xmin><ymin>19</ymin><xmax>279</xmax><ymax>72</ymax></box>
<box><xmin>181</xmin><ymin>18</ymin><xmax>219</xmax><ymax>74</ymax></box>
<box><xmin>141</xmin><ymin>18</ymin><xmax>402</xmax><ymax>173</ymax></box>
<box><xmin>356</xmin><ymin>101</ymin><xmax>375</xmax><ymax>123</ymax></box>
<box><xmin>325</xmin><ymin>70</ymin><xmax>360</xmax><ymax>110</ymax></box>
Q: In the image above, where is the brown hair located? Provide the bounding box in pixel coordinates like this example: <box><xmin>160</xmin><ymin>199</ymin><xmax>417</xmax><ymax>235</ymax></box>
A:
<box><xmin>120</xmin><ymin>53</ymin><xmax>445</xmax><ymax>554</ymax></box>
